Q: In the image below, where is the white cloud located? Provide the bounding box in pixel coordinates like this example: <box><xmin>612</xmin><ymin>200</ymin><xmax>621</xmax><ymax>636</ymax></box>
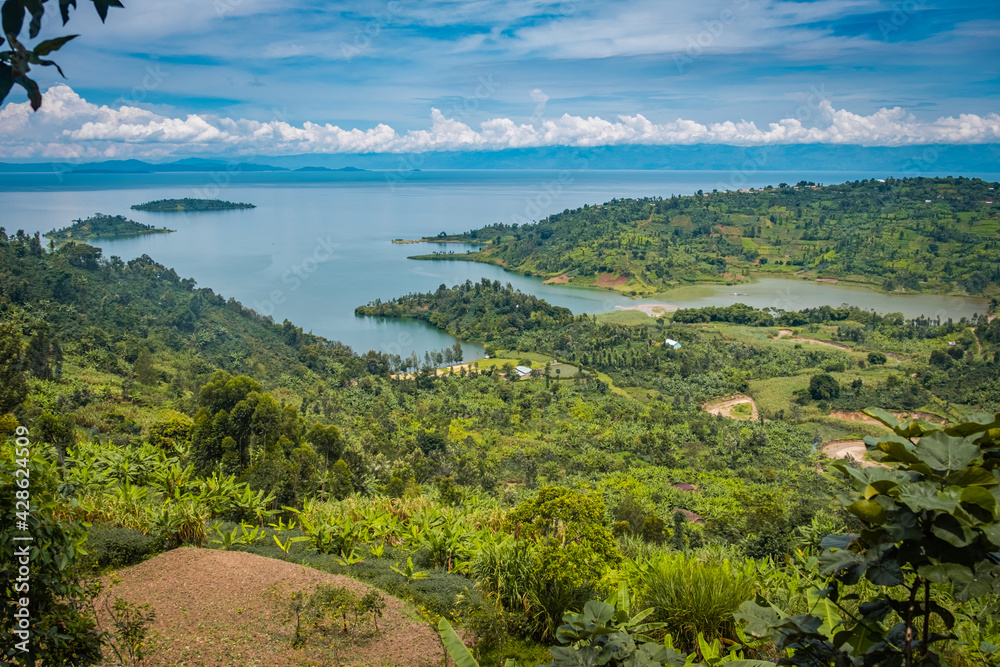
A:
<box><xmin>0</xmin><ymin>85</ymin><xmax>997</xmax><ymax>159</ymax></box>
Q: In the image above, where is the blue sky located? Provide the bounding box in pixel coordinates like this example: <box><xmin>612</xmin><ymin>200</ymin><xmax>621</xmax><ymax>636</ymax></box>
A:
<box><xmin>1</xmin><ymin>0</ymin><xmax>997</xmax><ymax>158</ymax></box>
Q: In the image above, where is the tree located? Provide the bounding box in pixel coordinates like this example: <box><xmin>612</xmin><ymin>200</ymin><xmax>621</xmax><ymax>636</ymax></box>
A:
<box><xmin>739</xmin><ymin>409</ymin><xmax>1000</xmax><ymax>666</ymax></box>
<box><xmin>1</xmin><ymin>0</ymin><xmax>124</xmax><ymax>110</ymax></box>
<box><xmin>867</xmin><ymin>351</ymin><xmax>887</xmax><ymax>365</ymax></box>
<box><xmin>1</xmin><ymin>435</ymin><xmax>103</xmax><ymax>665</ymax></box>
<box><xmin>134</xmin><ymin>348</ymin><xmax>157</xmax><ymax>385</ymax></box>
<box><xmin>306</xmin><ymin>422</ymin><xmax>342</xmax><ymax>468</ymax></box>
<box><xmin>808</xmin><ymin>373</ymin><xmax>840</xmax><ymax>400</ymax></box>
<box><xmin>0</xmin><ymin>320</ymin><xmax>27</xmax><ymax>414</ymax></box>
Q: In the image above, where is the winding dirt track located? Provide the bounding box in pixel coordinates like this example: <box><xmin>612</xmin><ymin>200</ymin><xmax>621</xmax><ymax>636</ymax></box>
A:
<box><xmin>702</xmin><ymin>394</ymin><xmax>759</xmax><ymax>420</ymax></box>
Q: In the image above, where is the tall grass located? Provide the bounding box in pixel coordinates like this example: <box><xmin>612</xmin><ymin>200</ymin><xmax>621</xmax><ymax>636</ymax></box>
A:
<box><xmin>640</xmin><ymin>552</ymin><xmax>756</xmax><ymax>651</ymax></box>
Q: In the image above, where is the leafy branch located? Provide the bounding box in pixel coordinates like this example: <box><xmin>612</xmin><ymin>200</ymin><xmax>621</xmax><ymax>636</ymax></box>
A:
<box><xmin>1</xmin><ymin>0</ymin><xmax>124</xmax><ymax>109</ymax></box>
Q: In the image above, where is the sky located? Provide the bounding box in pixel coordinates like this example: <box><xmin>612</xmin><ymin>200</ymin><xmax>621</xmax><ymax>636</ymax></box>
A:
<box><xmin>0</xmin><ymin>0</ymin><xmax>998</xmax><ymax>159</ymax></box>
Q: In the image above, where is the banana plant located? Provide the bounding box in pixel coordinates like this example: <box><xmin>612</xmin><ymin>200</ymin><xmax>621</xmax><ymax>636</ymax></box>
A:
<box><xmin>390</xmin><ymin>556</ymin><xmax>430</xmax><ymax>583</ymax></box>
<box><xmin>334</xmin><ymin>547</ymin><xmax>364</xmax><ymax>567</ymax></box>
<box><xmin>438</xmin><ymin>618</ymin><xmax>520</xmax><ymax>667</ymax></box>
<box><xmin>210</xmin><ymin>522</ymin><xmax>241</xmax><ymax>551</ymax></box>
<box><xmin>368</xmin><ymin>540</ymin><xmax>386</xmax><ymax>558</ymax></box>
<box><xmin>273</xmin><ymin>534</ymin><xmax>308</xmax><ymax>559</ymax></box>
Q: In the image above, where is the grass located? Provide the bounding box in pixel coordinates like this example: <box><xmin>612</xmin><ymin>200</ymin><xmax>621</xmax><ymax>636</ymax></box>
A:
<box><xmin>594</xmin><ymin>310</ymin><xmax>656</xmax><ymax>326</ymax></box>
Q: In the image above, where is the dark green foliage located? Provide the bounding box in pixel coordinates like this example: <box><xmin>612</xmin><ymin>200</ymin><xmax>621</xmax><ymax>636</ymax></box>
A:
<box><xmin>45</xmin><ymin>214</ymin><xmax>174</xmax><ymax>244</ymax></box>
<box><xmin>356</xmin><ymin>279</ymin><xmax>574</xmax><ymax>351</ymax></box>
<box><xmin>131</xmin><ymin>198</ymin><xmax>255</xmax><ymax>212</ymax></box>
<box><xmin>134</xmin><ymin>348</ymin><xmax>157</xmax><ymax>385</ymax></box>
<box><xmin>1</xmin><ymin>0</ymin><xmax>122</xmax><ymax>110</ymax></box>
<box><xmin>808</xmin><ymin>373</ymin><xmax>840</xmax><ymax>400</ymax></box>
<box><xmin>1</xmin><ymin>438</ymin><xmax>104</xmax><ymax>666</ymax></box>
<box><xmin>739</xmin><ymin>410</ymin><xmax>1000</xmax><ymax>666</ymax></box>
<box><xmin>0</xmin><ymin>319</ymin><xmax>27</xmax><ymax>413</ymax></box>
<box><xmin>81</xmin><ymin>523</ymin><xmax>160</xmax><ymax>570</ymax></box>
<box><xmin>867</xmin><ymin>351</ymin><xmax>887</xmax><ymax>365</ymax></box>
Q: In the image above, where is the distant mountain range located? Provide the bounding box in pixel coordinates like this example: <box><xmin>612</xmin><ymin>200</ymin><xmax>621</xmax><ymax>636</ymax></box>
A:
<box><xmin>1</xmin><ymin>144</ymin><xmax>998</xmax><ymax>174</ymax></box>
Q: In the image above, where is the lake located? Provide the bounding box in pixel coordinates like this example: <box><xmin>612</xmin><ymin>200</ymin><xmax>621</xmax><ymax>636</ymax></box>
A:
<box><xmin>0</xmin><ymin>169</ymin><xmax>992</xmax><ymax>360</ymax></box>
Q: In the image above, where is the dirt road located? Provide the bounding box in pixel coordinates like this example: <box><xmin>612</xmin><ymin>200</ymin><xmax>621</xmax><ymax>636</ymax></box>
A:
<box><xmin>702</xmin><ymin>394</ymin><xmax>759</xmax><ymax>420</ymax></box>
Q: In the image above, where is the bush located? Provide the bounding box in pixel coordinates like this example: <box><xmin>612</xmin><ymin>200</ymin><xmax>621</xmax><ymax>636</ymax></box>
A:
<box><xmin>866</xmin><ymin>351</ymin><xmax>887</xmax><ymax>365</ymax></box>
<box><xmin>640</xmin><ymin>552</ymin><xmax>755</xmax><ymax>651</ymax></box>
<box><xmin>83</xmin><ymin>523</ymin><xmax>160</xmax><ymax>570</ymax></box>
<box><xmin>808</xmin><ymin>373</ymin><xmax>840</xmax><ymax>400</ymax></box>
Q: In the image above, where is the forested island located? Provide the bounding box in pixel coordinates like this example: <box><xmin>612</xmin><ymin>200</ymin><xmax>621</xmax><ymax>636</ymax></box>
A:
<box><xmin>3</xmin><ymin>208</ymin><xmax>999</xmax><ymax>667</ymax></box>
<box><xmin>415</xmin><ymin>177</ymin><xmax>1000</xmax><ymax>297</ymax></box>
<box><xmin>131</xmin><ymin>198</ymin><xmax>256</xmax><ymax>211</ymax></box>
<box><xmin>44</xmin><ymin>214</ymin><xmax>174</xmax><ymax>244</ymax></box>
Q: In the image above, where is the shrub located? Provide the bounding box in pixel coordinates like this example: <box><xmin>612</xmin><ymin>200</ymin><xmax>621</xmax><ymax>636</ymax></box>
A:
<box><xmin>640</xmin><ymin>552</ymin><xmax>755</xmax><ymax>651</ymax></box>
<box><xmin>866</xmin><ymin>351</ymin><xmax>887</xmax><ymax>365</ymax></box>
<box><xmin>82</xmin><ymin>523</ymin><xmax>160</xmax><ymax>570</ymax></box>
<box><xmin>808</xmin><ymin>373</ymin><xmax>840</xmax><ymax>400</ymax></box>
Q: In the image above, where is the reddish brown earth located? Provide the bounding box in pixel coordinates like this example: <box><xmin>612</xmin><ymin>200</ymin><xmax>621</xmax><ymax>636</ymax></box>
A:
<box><xmin>94</xmin><ymin>548</ymin><xmax>443</xmax><ymax>667</ymax></box>
<box><xmin>594</xmin><ymin>273</ymin><xmax>628</xmax><ymax>287</ymax></box>
<box><xmin>543</xmin><ymin>274</ymin><xmax>571</xmax><ymax>284</ymax></box>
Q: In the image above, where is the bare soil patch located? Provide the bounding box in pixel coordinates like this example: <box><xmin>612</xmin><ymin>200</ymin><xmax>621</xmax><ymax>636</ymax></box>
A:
<box><xmin>702</xmin><ymin>394</ymin><xmax>759</xmax><ymax>421</ymax></box>
<box><xmin>787</xmin><ymin>337</ymin><xmax>852</xmax><ymax>351</ymax></box>
<box><xmin>595</xmin><ymin>272</ymin><xmax>628</xmax><ymax>287</ymax></box>
<box><xmin>776</xmin><ymin>329</ymin><xmax>793</xmax><ymax>338</ymax></box>
<box><xmin>829</xmin><ymin>410</ymin><xmax>946</xmax><ymax>426</ymax></box>
<box><xmin>95</xmin><ymin>548</ymin><xmax>442</xmax><ymax>667</ymax></box>
<box><xmin>816</xmin><ymin>278</ymin><xmax>839</xmax><ymax>284</ymax></box>
<box><xmin>821</xmin><ymin>440</ymin><xmax>882</xmax><ymax>468</ymax></box>
<box><xmin>543</xmin><ymin>273</ymin><xmax>571</xmax><ymax>284</ymax></box>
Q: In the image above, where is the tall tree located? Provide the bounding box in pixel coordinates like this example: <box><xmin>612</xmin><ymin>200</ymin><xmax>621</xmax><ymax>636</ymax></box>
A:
<box><xmin>0</xmin><ymin>321</ymin><xmax>27</xmax><ymax>413</ymax></box>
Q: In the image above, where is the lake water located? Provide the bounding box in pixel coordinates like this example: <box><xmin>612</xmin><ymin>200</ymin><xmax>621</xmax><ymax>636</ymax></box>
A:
<box><xmin>0</xmin><ymin>169</ymin><xmax>992</xmax><ymax>359</ymax></box>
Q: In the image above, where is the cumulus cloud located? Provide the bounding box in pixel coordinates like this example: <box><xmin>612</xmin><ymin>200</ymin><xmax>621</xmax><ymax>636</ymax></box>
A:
<box><xmin>0</xmin><ymin>85</ymin><xmax>997</xmax><ymax>159</ymax></box>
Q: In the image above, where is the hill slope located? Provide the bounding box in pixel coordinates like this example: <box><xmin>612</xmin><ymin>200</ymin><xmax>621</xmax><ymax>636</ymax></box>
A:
<box><xmin>417</xmin><ymin>177</ymin><xmax>1000</xmax><ymax>296</ymax></box>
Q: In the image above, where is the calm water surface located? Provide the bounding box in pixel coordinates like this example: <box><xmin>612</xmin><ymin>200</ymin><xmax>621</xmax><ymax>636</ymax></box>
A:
<box><xmin>0</xmin><ymin>170</ymin><xmax>991</xmax><ymax>359</ymax></box>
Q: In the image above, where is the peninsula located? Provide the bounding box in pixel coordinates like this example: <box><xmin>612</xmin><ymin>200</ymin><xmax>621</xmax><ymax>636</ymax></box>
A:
<box><xmin>44</xmin><ymin>214</ymin><xmax>174</xmax><ymax>245</ymax></box>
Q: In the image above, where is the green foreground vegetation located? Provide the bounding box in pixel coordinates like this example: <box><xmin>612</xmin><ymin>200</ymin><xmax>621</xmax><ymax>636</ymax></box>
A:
<box><xmin>44</xmin><ymin>214</ymin><xmax>174</xmax><ymax>245</ymax></box>
<box><xmin>417</xmin><ymin>177</ymin><xmax>1000</xmax><ymax>297</ymax></box>
<box><xmin>130</xmin><ymin>198</ymin><xmax>256</xmax><ymax>211</ymax></box>
<box><xmin>2</xmin><ymin>209</ymin><xmax>1000</xmax><ymax>666</ymax></box>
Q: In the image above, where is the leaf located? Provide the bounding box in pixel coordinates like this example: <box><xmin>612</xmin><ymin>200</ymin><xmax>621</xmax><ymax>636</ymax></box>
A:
<box><xmin>0</xmin><ymin>62</ymin><xmax>13</xmax><ymax>104</ymax></box>
<box><xmin>735</xmin><ymin>600</ymin><xmax>781</xmax><ymax>639</ymax></box>
<box><xmin>819</xmin><ymin>548</ymin><xmax>866</xmax><ymax>585</ymax></box>
<box><xmin>33</xmin><ymin>34</ymin><xmax>78</xmax><ymax>56</ymax></box>
<box><xmin>862</xmin><ymin>407</ymin><xmax>899</xmax><ymax>430</ymax></box>
<box><xmin>865</xmin><ymin>544</ymin><xmax>904</xmax><ymax>586</ymax></box>
<box><xmin>945</xmin><ymin>412</ymin><xmax>1000</xmax><ymax>437</ymax></box>
<box><xmin>2</xmin><ymin>0</ymin><xmax>24</xmax><ymax>39</ymax></box>
<box><xmin>874</xmin><ymin>439</ymin><xmax>921</xmax><ymax>465</ymax></box>
<box><xmin>917</xmin><ymin>562</ymin><xmax>974</xmax><ymax>586</ymax></box>
<box><xmin>13</xmin><ymin>73</ymin><xmax>40</xmax><ymax>110</ymax></box>
<box><xmin>90</xmin><ymin>0</ymin><xmax>124</xmax><ymax>23</ymax></box>
<box><xmin>807</xmin><ymin>589</ymin><xmax>842</xmax><ymax>640</ymax></box>
<box><xmin>819</xmin><ymin>533</ymin><xmax>857</xmax><ymax>550</ymax></box>
<box><xmin>60</xmin><ymin>0</ymin><xmax>76</xmax><ymax>24</ymax></box>
<box><xmin>915</xmin><ymin>431</ymin><xmax>980</xmax><ymax>474</ymax></box>
<box><xmin>24</xmin><ymin>0</ymin><xmax>42</xmax><ymax>38</ymax></box>
<box><xmin>931</xmin><ymin>513</ymin><xmax>976</xmax><ymax>548</ymax></box>
<box><xmin>858</xmin><ymin>599</ymin><xmax>892</xmax><ymax>622</ymax></box>
<box><xmin>946</xmin><ymin>465</ymin><xmax>998</xmax><ymax>488</ymax></box>
<box><xmin>847</xmin><ymin>498</ymin><xmax>886</xmax><ymax>525</ymax></box>
<box><xmin>437</xmin><ymin>618</ymin><xmax>479</xmax><ymax>667</ymax></box>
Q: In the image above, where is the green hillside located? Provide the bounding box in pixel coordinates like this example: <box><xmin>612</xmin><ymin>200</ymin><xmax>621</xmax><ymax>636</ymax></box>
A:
<box><xmin>416</xmin><ymin>177</ymin><xmax>1000</xmax><ymax>296</ymax></box>
<box><xmin>131</xmin><ymin>198</ymin><xmax>256</xmax><ymax>211</ymax></box>
<box><xmin>44</xmin><ymin>214</ymin><xmax>174</xmax><ymax>245</ymax></box>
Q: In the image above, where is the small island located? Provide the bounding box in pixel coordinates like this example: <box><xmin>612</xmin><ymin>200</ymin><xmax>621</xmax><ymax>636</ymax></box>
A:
<box><xmin>131</xmin><ymin>198</ymin><xmax>255</xmax><ymax>212</ymax></box>
<box><xmin>45</xmin><ymin>214</ymin><xmax>175</xmax><ymax>244</ymax></box>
